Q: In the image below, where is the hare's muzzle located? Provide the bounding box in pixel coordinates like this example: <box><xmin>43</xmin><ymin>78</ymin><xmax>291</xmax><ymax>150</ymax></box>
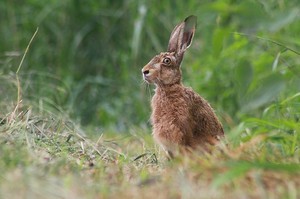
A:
<box><xmin>142</xmin><ymin>64</ymin><xmax>155</xmax><ymax>83</ymax></box>
<box><xmin>142</xmin><ymin>68</ymin><xmax>151</xmax><ymax>80</ymax></box>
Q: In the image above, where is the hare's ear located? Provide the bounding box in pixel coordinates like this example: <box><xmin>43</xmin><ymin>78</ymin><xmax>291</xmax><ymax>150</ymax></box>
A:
<box><xmin>167</xmin><ymin>15</ymin><xmax>197</xmax><ymax>58</ymax></box>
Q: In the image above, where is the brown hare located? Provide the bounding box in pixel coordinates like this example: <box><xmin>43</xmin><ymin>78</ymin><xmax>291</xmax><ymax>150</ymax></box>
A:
<box><xmin>142</xmin><ymin>15</ymin><xmax>224</xmax><ymax>158</ymax></box>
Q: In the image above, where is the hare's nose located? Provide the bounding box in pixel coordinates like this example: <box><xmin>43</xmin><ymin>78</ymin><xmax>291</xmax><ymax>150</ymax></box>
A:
<box><xmin>142</xmin><ymin>69</ymin><xmax>150</xmax><ymax>76</ymax></box>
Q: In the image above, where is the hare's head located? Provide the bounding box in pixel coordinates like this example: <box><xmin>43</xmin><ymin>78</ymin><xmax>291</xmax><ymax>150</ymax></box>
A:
<box><xmin>142</xmin><ymin>15</ymin><xmax>197</xmax><ymax>86</ymax></box>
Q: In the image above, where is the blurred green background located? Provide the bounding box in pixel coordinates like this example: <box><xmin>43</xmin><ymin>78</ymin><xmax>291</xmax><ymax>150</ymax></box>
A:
<box><xmin>1</xmin><ymin>0</ymin><xmax>300</xmax><ymax>132</ymax></box>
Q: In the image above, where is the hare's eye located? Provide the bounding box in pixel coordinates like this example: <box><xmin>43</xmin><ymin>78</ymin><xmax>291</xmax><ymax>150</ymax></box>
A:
<box><xmin>163</xmin><ymin>57</ymin><xmax>171</xmax><ymax>65</ymax></box>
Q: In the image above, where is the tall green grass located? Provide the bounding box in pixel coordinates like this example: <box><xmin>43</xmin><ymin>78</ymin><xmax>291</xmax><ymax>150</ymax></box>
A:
<box><xmin>1</xmin><ymin>0</ymin><xmax>299</xmax><ymax>130</ymax></box>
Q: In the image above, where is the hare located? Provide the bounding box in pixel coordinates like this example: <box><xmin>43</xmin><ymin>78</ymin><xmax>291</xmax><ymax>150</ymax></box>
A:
<box><xmin>142</xmin><ymin>15</ymin><xmax>224</xmax><ymax>158</ymax></box>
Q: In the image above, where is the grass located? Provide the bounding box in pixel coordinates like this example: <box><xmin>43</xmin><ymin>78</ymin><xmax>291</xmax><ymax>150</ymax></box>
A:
<box><xmin>0</xmin><ymin>100</ymin><xmax>299</xmax><ymax>199</ymax></box>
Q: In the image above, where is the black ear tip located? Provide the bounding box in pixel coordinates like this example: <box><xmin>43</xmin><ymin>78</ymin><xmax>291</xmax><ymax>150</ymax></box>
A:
<box><xmin>185</xmin><ymin>15</ymin><xmax>197</xmax><ymax>22</ymax></box>
<box><xmin>184</xmin><ymin>15</ymin><xmax>197</xmax><ymax>22</ymax></box>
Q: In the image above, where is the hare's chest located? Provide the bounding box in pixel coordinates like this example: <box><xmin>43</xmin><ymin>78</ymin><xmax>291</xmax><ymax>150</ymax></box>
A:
<box><xmin>151</xmin><ymin>93</ymin><xmax>191</xmax><ymax>126</ymax></box>
<box><xmin>150</xmin><ymin>91</ymin><xmax>196</xmax><ymax>150</ymax></box>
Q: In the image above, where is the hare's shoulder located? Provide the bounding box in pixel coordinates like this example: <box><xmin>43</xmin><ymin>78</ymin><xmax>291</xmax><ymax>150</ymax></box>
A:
<box><xmin>182</xmin><ymin>87</ymin><xmax>218</xmax><ymax>116</ymax></box>
<box><xmin>182</xmin><ymin>87</ymin><xmax>208</xmax><ymax>105</ymax></box>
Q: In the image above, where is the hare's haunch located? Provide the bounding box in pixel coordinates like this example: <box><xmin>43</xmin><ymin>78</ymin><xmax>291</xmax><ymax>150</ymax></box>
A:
<box><xmin>142</xmin><ymin>15</ymin><xmax>224</xmax><ymax>157</ymax></box>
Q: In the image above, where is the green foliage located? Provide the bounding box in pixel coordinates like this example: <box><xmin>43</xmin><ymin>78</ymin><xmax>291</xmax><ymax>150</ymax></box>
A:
<box><xmin>1</xmin><ymin>0</ymin><xmax>300</xmax><ymax>129</ymax></box>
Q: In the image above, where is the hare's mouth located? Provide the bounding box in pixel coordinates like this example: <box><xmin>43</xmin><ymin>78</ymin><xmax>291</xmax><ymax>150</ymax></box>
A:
<box><xmin>143</xmin><ymin>75</ymin><xmax>152</xmax><ymax>84</ymax></box>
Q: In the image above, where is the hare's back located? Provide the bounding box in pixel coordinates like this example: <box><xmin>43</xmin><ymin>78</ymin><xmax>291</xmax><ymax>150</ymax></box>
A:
<box><xmin>184</xmin><ymin>87</ymin><xmax>224</xmax><ymax>141</ymax></box>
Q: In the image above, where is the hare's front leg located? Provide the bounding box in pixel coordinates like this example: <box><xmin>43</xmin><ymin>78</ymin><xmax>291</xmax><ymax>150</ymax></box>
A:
<box><xmin>153</xmin><ymin>125</ymin><xmax>192</xmax><ymax>158</ymax></box>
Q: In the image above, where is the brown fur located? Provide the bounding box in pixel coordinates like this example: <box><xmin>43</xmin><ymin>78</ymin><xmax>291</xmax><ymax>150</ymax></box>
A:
<box><xmin>142</xmin><ymin>16</ymin><xmax>224</xmax><ymax>157</ymax></box>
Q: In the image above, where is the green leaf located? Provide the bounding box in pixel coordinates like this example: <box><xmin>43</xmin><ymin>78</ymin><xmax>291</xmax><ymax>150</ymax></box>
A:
<box><xmin>241</xmin><ymin>74</ymin><xmax>286</xmax><ymax>112</ymax></box>
<box><xmin>212</xmin><ymin>161</ymin><xmax>252</xmax><ymax>188</ymax></box>
<box><xmin>272</xmin><ymin>52</ymin><xmax>281</xmax><ymax>71</ymax></box>
<box><xmin>268</xmin><ymin>8</ymin><xmax>299</xmax><ymax>32</ymax></box>
<box><xmin>235</xmin><ymin>60</ymin><xmax>253</xmax><ymax>98</ymax></box>
<box><xmin>212</xmin><ymin>28</ymin><xmax>229</xmax><ymax>57</ymax></box>
<box><xmin>213</xmin><ymin>160</ymin><xmax>300</xmax><ymax>188</ymax></box>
